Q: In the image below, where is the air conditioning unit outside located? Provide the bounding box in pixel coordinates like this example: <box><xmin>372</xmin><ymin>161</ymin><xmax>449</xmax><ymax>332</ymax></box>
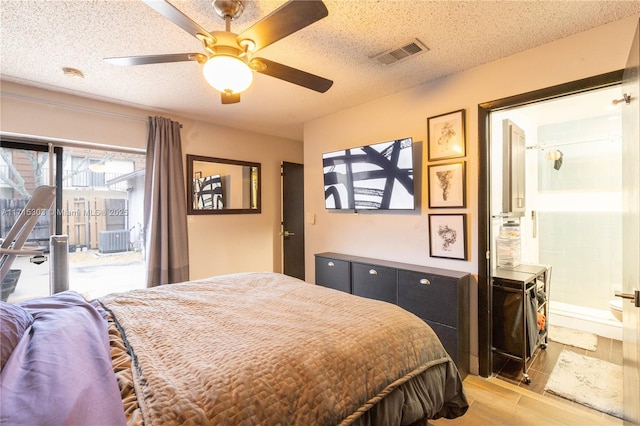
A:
<box><xmin>98</xmin><ymin>230</ymin><xmax>130</xmax><ymax>254</ymax></box>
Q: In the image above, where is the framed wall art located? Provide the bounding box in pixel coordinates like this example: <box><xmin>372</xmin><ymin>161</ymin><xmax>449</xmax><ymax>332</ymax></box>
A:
<box><xmin>427</xmin><ymin>109</ymin><xmax>466</xmax><ymax>161</ymax></box>
<box><xmin>428</xmin><ymin>161</ymin><xmax>466</xmax><ymax>208</ymax></box>
<box><xmin>429</xmin><ymin>213</ymin><xmax>467</xmax><ymax>260</ymax></box>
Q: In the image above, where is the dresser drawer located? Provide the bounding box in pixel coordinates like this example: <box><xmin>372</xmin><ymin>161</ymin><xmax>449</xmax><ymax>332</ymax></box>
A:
<box><xmin>352</xmin><ymin>262</ymin><xmax>397</xmax><ymax>304</ymax></box>
<box><xmin>315</xmin><ymin>256</ymin><xmax>351</xmax><ymax>293</ymax></box>
<box><xmin>425</xmin><ymin>320</ymin><xmax>458</xmax><ymax>364</ymax></box>
<box><xmin>398</xmin><ymin>270</ymin><xmax>458</xmax><ymax>327</ymax></box>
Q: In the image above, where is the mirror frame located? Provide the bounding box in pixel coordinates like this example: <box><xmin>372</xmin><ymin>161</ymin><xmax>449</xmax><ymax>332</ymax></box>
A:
<box><xmin>186</xmin><ymin>154</ymin><xmax>261</xmax><ymax>215</ymax></box>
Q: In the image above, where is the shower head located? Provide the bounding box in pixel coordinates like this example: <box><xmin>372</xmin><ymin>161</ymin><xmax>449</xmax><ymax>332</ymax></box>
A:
<box><xmin>553</xmin><ymin>150</ymin><xmax>563</xmax><ymax>170</ymax></box>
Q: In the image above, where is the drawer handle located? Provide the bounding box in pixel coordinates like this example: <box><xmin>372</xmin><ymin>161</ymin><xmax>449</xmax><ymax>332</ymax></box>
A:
<box><xmin>327</xmin><ymin>261</ymin><xmax>335</xmax><ymax>267</ymax></box>
<box><xmin>419</xmin><ymin>278</ymin><xmax>431</xmax><ymax>285</ymax></box>
<box><xmin>369</xmin><ymin>269</ymin><xmax>378</xmax><ymax>275</ymax></box>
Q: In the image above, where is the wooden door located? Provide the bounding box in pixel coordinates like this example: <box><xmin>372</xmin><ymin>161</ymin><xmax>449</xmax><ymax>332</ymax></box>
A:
<box><xmin>621</xmin><ymin>17</ymin><xmax>640</xmax><ymax>424</ymax></box>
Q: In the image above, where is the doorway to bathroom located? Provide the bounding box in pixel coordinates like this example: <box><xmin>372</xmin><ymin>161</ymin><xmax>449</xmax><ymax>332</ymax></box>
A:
<box><xmin>478</xmin><ymin>70</ymin><xmax>623</xmax><ymax>377</ymax></box>
<box><xmin>489</xmin><ymin>84</ymin><xmax>624</xmax><ymax>341</ymax></box>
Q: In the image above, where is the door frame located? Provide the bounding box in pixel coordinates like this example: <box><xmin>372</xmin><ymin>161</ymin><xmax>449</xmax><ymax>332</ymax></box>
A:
<box><xmin>476</xmin><ymin>70</ymin><xmax>624</xmax><ymax>377</ymax></box>
<box><xmin>1</xmin><ymin>139</ymin><xmax>63</xmax><ymax>234</ymax></box>
<box><xmin>621</xmin><ymin>20</ymin><xmax>640</xmax><ymax>422</ymax></box>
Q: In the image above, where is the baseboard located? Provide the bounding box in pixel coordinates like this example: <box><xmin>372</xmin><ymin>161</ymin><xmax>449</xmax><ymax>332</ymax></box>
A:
<box><xmin>549</xmin><ymin>301</ymin><xmax>622</xmax><ymax>341</ymax></box>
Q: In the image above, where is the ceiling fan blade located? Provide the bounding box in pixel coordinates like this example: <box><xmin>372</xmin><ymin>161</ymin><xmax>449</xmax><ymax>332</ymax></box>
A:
<box><xmin>237</xmin><ymin>0</ymin><xmax>328</xmax><ymax>52</ymax></box>
<box><xmin>104</xmin><ymin>53</ymin><xmax>206</xmax><ymax>66</ymax></box>
<box><xmin>221</xmin><ymin>92</ymin><xmax>241</xmax><ymax>104</ymax></box>
<box><xmin>142</xmin><ymin>0</ymin><xmax>214</xmax><ymax>41</ymax></box>
<box><xmin>251</xmin><ymin>58</ymin><xmax>332</xmax><ymax>93</ymax></box>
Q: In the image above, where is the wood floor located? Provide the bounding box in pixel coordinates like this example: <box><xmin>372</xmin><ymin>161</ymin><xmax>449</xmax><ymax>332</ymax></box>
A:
<box><xmin>493</xmin><ymin>335</ymin><xmax>622</xmax><ymax>395</ymax></box>
<box><xmin>431</xmin><ymin>335</ymin><xmax>629</xmax><ymax>426</ymax></box>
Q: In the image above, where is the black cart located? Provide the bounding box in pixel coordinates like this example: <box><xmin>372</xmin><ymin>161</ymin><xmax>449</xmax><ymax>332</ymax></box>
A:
<box><xmin>492</xmin><ymin>264</ymin><xmax>551</xmax><ymax>384</ymax></box>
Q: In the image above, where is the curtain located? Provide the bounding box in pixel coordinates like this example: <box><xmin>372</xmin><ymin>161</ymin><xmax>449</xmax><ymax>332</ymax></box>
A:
<box><xmin>144</xmin><ymin>116</ymin><xmax>189</xmax><ymax>286</ymax></box>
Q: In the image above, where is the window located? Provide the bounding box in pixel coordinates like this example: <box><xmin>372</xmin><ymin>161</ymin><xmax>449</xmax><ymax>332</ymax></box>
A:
<box><xmin>1</xmin><ymin>141</ymin><xmax>147</xmax><ymax>302</ymax></box>
<box><xmin>63</xmin><ymin>149</ymin><xmax>147</xmax><ymax>298</ymax></box>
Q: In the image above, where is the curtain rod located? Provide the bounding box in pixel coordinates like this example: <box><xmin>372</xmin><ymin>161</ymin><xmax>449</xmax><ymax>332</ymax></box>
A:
<box><xmin>3</xmin><ymin>91</ymin><xmax>184</xmax><ymax>128</ymax></box>
<box><xmin>1</xmin><ymin>131</ymin><xmax>146</xmax><ymax>155</ymax></box>
<box><xmin>1</xmin><ymin>90</ymin><xmax>150</xmax><ymax>124</ymax></box>
<box><xmin>526</xmin><ymin>136</ymin><xmax>619</xmax><ymax>150</ymax></box>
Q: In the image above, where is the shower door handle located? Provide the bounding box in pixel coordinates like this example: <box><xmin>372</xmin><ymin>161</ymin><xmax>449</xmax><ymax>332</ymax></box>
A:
<box><xmin>531</xmin><ymin>210</ymin><xmax>537</xmax><ymax>238</ymax></box>
<box><xmin>614</xmin><ymin>290</ymin><xmax>640</xmax><ymax>308</ymax></box>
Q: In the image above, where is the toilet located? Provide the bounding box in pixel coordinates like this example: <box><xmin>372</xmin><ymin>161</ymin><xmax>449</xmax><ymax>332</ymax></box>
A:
<box><xmin>609</xmin><ymin>299</ymin><xmax>623</xmax><ymax>322</ymax></box>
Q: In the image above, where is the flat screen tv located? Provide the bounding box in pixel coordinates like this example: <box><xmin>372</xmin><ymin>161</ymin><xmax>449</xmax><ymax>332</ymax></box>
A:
<box><xmin>323</xmin><ymin>137</ymin><xmax>414</xmax><ymax>210</ymax></box>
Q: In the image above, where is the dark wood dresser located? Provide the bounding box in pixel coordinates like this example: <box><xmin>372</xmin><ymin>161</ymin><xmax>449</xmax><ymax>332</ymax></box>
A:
<box><xmin>315</xmin><ymin>252</ymin><xmax>470</xmax><ymax>377</ymax></box>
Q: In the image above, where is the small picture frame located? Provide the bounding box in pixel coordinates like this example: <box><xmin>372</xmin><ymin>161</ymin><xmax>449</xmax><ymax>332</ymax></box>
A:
<box><xmin>429</xmin><ymin>214</ymin><xmax>467</xmax><ymax>260</ymax></box>
<box><xmin>428</xmin><ymin>161</ymin><xmax>466</xmax><ymax>208</ymax></box>
<box><xmin>427</xmin><ymin>109</ymin><xmax>466</xmax><ymax>161</ymax></box>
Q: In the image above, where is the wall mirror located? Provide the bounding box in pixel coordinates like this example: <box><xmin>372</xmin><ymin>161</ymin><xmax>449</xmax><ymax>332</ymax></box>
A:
<box><xmin>187</xmin><ymin>154</ymin><xmax>261</xmax><ymax>214</ymax></box>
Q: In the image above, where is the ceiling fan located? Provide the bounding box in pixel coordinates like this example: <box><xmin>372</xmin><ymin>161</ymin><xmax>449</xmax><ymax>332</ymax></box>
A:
<box><xmin>105</xmin><ymin>0</ymin><xmax>333</xmax><ymax>104</ymax></box>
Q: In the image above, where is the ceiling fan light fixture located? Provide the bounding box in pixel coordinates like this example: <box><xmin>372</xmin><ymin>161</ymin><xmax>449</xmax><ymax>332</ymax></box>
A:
<box><xmin>203</xmin><ymin>55</ymin><xmax>253</xmax><ymax>94</ymax></box>
<box><xmin>108</xmin><ymin>0</ymin><xmax>332</xmax><ymax>104</ymax></box>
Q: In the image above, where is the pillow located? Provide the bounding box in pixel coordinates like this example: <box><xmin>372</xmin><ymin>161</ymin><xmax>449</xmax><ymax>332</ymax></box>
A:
<box><xmin>0</xmin><ymin>301</ymin><xmax>34</xmax><ymax>370</ymax></box>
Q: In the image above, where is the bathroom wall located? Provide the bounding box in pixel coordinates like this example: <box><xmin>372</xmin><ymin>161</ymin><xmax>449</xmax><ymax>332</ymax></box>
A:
<box><xmin>536</xmin><ymin>114</ymin><xmax>623</xmax><ymax>310</ymax></box>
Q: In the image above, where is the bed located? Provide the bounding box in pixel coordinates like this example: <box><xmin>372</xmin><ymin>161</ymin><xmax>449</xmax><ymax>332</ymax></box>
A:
<box><xmin>1</xmin><ymin>272</ymin><xmax>468</xmax><ymax>425</ymax></box>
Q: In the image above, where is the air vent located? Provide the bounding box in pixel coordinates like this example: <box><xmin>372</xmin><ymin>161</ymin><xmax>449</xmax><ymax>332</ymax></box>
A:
<box><xmin>371</xmin><ymin>39</ymin><xmax>429</xmax><ymax>65</ymax></box>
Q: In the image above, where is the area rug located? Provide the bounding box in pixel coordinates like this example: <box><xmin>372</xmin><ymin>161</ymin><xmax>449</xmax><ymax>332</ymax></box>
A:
<box><xmin>548</xmin><ymin>325</ymin><xmax>597</xmax><ymax>351</ymax></box>
<box><xmin>545</xmin><ymin>350</ymin><xmax>623</xmax><ymax>418</ymax></box>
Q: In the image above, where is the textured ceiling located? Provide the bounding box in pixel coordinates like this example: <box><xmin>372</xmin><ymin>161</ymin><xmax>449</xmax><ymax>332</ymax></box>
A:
<box><xmin>2</xmin><ymin>0</ymin><xmax>640</xmax><ymax>140</ymax></box>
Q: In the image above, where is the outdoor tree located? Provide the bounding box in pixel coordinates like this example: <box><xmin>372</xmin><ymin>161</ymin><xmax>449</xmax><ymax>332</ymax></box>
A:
<box><xmin>0</xmin><ymin>147</ymin><xmax>114</xmax><ymax>198</ymax></box>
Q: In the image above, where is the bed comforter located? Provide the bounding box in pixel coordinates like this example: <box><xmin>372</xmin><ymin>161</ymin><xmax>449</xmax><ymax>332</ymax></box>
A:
<box><xmin>0</xmin><ymin>292</ymin><xmax>127</xmax><ymax>425</ymax></box>
<box><xmin>100</xmin><ymin>272</ymin><xmax>467</xmax><ymax>425</ymax></box>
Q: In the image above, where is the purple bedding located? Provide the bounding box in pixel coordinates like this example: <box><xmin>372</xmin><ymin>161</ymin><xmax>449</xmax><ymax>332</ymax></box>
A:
<box><xmin>0</xmin><ymin>291</ymin><xmax>126</xmax><ymax>425</ymax></box>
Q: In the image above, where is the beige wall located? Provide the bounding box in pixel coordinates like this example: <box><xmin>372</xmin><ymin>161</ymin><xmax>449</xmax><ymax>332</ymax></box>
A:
<box><xmin>0</xmin><ymin>81</ymin><xmax>303</xmax><ymax>279</ymax></box>
<box><xmin>0</xmin><ymin>83</ymin><xmax>148</xmax><ymax>149</ymax></box>
<box><xmin>181</xmin><ymin>120</ymin><xmax>302</xmax><ymax>278</ymax></box>
<box><xmin>303</xmin><ymin>14</ymin><xmax>640</xmax><ymax>374</ymax></box>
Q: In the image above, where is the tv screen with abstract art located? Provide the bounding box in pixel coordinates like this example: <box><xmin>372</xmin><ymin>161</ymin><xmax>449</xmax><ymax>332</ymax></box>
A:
<box><xmin>323</xmin><ymin>137</ymin><xmax>414</xmax><ymax>210</ymax></box>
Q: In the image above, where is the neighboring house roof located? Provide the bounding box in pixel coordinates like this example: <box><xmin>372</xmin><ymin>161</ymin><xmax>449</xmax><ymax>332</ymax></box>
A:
<box><xmin>106</xmin><ymin>169</ymin><xmax>145</xmax><ymax>187</ymax></box>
